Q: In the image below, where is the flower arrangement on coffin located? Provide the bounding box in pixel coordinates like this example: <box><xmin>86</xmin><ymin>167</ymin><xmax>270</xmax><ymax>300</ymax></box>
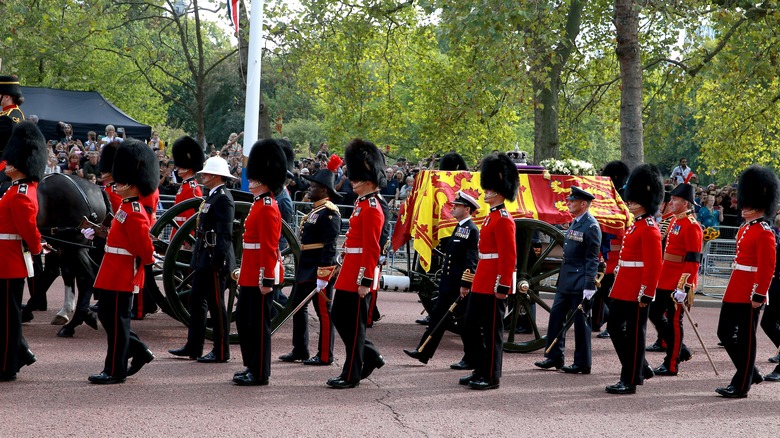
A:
<box><xmin>539</xmin><ymin>158</ymin><xmax>597</xmax><ymax>178</ymax></box>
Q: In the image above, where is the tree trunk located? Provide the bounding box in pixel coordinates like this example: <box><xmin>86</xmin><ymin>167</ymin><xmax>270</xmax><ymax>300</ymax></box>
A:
<box><xmin>258</xmin><ymin>93</ymin><xmax>271</xmax><ymax>140</ymax></box>
<box><xmin>614</xmin><ymin>0</ymin><xmax>644</xmax><ymax>169</ymax></box>
<box><xmin>533</xmin><ymin>75</ymin><xmax>561</xmax><ymax>162</ymax></box>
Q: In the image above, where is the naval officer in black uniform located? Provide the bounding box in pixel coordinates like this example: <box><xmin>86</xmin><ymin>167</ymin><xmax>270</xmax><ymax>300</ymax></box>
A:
<box><xmin>404</xmin><ymin>190</ymin><xmax>480</xmax><ymax>368</ymax></box>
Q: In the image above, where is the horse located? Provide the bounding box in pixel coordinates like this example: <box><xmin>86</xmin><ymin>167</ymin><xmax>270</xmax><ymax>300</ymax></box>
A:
<box><xmin>22</xmin><ymin>173</ymin><xmax>111</xmax><ymax>335</ymax></box>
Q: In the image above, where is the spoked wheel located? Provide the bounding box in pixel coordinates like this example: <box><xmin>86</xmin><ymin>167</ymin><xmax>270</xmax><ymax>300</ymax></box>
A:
<box><xmin>148</xmin><ymin>198</ymin><xmax>204</xmax><ymax>317</ymax></box>
<box><xmin>504</xmin><ymin>219</ymin><xmax>564</xmax><ymax>353</ymax></box>
<box><xmin>160</xmin><ymin>196</ymin><xmax>300</xmax><ymax>343</ymax></box>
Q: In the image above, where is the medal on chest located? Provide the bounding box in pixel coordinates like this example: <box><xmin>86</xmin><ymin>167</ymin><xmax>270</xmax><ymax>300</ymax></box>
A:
<box><xmin>202</xmin><ymin>203</ymin><xmax>211</xmax><ymax>213</ymax></box>
<box><xmin>566</xmin><ymin>229</ymin><xmax>584</xmax><ymax>242</ymax></box>
<box><xmin>307</xmin><ymin>212</ymin><xmax>320</xmax><ymax>224</ymax></box>
<box><xmin>671</xmin><ymin>224</ymin><xmax>681</xmax><ymax>235</ymax></box>
<box><xmin>116</xmin><ymin>209</ymin><xmax>127</xmax><ymax>223</ymax></box>
<box><xmin>454</xmin><ymin>226</ymin><xmax>470</xmax><ymax>239</ymax></box>
<box><xmin>353</xmin><ymin>207</ymin><xmax>362</xmax><ymax>217</ymax></box>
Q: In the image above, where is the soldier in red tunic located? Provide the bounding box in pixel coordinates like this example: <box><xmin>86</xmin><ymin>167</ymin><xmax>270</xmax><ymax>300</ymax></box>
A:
<box><xmin>652</xmin><ymin>183</ymin><xmax>702</xmax><ymax>376</ymax></box>
<box><xmin>0</xmin><ymin>122</ymin><xmax>46</xmax><ymax>382</ymax></box>
<box><xmin>170</xmin><ymin>136</ymin><xmax>204</xmax><ymax>238</ymax></box>
<box><xmin>459</xmin><ymin>153</ymin><xmax>518</xmax><ymax>390</ymax></box>
<box><xmin>88</xmin><ymin>140</ymin><xmax>158</xmax><ymax>384</ymax></box>
<box><xmin>232</xmin><ymin>139</ymin><xmax>287</xmax><ymax>386</ymax></box>
<box><xmin>605</xmin><ymin>164</ymin><xmax>664</xmax><ymax>394</ymax></box>
<box><xmin>326</xmin><ymin>139</ymin><xmax>386</xmax><ymax>389</ymax></box>
<box><xmin>716</xmin><ymin>165</ymin><xmax>779</xmax><ymax>398</ymax></box>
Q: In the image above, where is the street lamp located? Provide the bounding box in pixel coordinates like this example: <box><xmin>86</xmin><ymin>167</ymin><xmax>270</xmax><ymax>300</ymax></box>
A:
<box><xmin>173</xmin><ymin>0</ymin><xmax>187</xmax><ymax>16</ymax></box>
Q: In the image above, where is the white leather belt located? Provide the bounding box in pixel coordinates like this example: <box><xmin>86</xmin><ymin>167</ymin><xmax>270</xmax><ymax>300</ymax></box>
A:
<box><xmin>243</xmin><ymin>242</ymin><xmax>261</xmax><ymax>250</ymax></box>
<box><xmin>618</xmin><ymin>261</ymin><xmax>644</xmax><ymax>267</ymax></box>
<box><xmin>0</xmin><ymin>233</ymin><xmax>22</xmax><ymax>240</ymax></box>
<box><xmin>105</xmin><ymin>245</ymin><xmax>132</xmax><ymax>256</ymax></box>
<box><xmin>174</xmin><ymin>216</ymin><xmax>187</xmax><ymax>222</ymax></box>
<box><xmin>479</xmin><ymin>253</ymin><xmax>499</xmax><ymax>260</ymax></box>
<box><xmin>733</xmin><ymin>263</ymin><xmax>758</xmax><ymax>272</ymax></box>
<box><xmin>344</xmin><ymin>248</ymin><xmax>363</xmax><ymax>254</ymax></box>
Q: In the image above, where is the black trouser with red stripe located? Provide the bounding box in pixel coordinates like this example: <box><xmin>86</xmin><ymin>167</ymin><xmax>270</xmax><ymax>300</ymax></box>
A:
<box><xmin>187</xmin><ymin>268</ymin><xmax>229</xmax><ymax>360</ymax></box>
<box><xmin>132</xmin><ymin>264</ymin><xmax>160</xmax><ymax>319</ymax></box>
<box><xmin>760</xmin><ymin>279</ymin><xmax>780</xmax><ymax>349</ymax></box>
<box><xmin>1</xmin><ymin>278</ymin><xmax>34</xmax><ymax>375</ymax></box>
<box><xmin>591</xmin><ymin>273</ymin><xmax>615</xmax><ymax>330</ymax></box>
<box><xmin>96</xmin><ymin>289</ymin><xmax>148</xmax><ymax>379</ymax></box>
<box><xmin>608</xmin><ymin>299</ymin><xmax>650</xmax><ymax>386</ymax></box>
<box><xmin>463</xmin><ymin>293</ymin><xmax>505</xmax><ymax>381</ymax></box>
<box><xmin>331</xmin><ymin>289</ymin><xmax>382</xmax><ymax>383</ymax></box>
<box><xmin>658</xmin><ymin>288</ymin><xmax>686</xmax><ymax>372</ymax></box>
<box><xmin>290</xmin><ymin>279</ymin><xmax>334</xmax><ymax>362</ymax></box>
<box><xmin>236</xmin><ymin>286</ymin><xmax>272</xmax><ymax>380</ymax></box>
<box><xmin>718</xmin><ymin>302</ymin><xmax>761</xmax><ymax>393</ymax></box>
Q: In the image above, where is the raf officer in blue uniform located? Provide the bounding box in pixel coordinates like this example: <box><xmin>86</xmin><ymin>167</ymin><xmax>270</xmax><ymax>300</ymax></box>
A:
<box><xmin>403</xmin><ymin>190</ymin><xmax>480</xmax><ymax>368</ymax></box>
<box><xmin>535</xmin><ymin>186</ymin><xmax>601</xmax><ymax>374</ymax></box>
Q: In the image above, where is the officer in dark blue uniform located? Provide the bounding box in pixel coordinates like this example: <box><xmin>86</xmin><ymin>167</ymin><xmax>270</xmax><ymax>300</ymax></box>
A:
<box><xmin>403</xmin><ymin>190</ymin><xmax>480</xmax><ymax>368</ymax></box>
<box><xmin>535</xmin><ymin>186</ymin><xmax>601</xmax><ymax>374</ymax></box>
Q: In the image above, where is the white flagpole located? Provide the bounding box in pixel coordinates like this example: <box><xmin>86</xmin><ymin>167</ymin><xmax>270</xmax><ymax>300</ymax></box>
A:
<box><xmin>241</xmin><ymin>0</ymin><xmax>264</xmax><ymax>190</ymax></box>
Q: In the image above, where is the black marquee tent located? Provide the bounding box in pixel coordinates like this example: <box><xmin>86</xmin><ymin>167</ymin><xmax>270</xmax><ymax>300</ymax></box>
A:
<box><xmin>20</xmin><ymin>86</ymin><xmax>152</xmax><ymax>142</ymax></box>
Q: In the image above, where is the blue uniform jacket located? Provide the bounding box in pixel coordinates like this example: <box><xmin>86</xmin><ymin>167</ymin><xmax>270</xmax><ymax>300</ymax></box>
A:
<box><xmin>557</xmin><ymin>211</ymin><xmax>601</xmax><ymax>294</ymax></box>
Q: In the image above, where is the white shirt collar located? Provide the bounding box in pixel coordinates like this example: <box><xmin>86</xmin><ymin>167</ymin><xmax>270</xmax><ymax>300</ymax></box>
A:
<box><xmin>209</xmin><ymin>184</ymin><xmax>225</xmax><ymax>197</ymax></box>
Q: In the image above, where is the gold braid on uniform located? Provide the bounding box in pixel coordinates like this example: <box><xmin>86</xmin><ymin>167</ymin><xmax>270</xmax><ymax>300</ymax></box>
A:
<box><xmin>317</xmin><ymin>266</ymin><xmax>336</xmax><ymax>280</ymax></box>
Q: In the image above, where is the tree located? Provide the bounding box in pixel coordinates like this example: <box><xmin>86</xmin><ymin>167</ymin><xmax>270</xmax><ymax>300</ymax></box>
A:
<box><xmin>614</xmin><ymin>0</ymin><xmax>644</xmax><ymax>169</ymax></box>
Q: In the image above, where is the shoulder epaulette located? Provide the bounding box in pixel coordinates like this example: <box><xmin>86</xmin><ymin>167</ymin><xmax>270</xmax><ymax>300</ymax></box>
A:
<box><xmin>500</xmin><ymin>209</ymin><xmax>510</xmax><ymax>218</ymax></box>
<box><xmin>132</xmin><ymin>201</ymin><xmax>142</xmax><ymax>213</ymax></box>
<box><xmin>761</xmin><ymin>221</ymin><xmax>771</xmax><ymax>231</ymax></box>
<box><xmin>18</xmin><ymin>183</ymin><xmax>28</xmax><ymax>195</ymax></box>
<box><xmin>369</xmin><ymin>197</ymin><xmax>378</xmax><ymax>208</ymax></box>
<box><xmin>188</xmin><ymin>180</ymin><xmax>197</xmax><ymax>188</ymax></box>
<box><xmin>324</xmin><ymin>200</ymin><xmax>340</xmax><ymax>214</ymax></box>
<box><xmin>263</xmin><ymin>197</ymin><xmax>272</xmax><ymax>205</ymax></box>
<box><xmin>645</xmin><ymin>217</ymin><xmax>655</xmax><ymax>226</ymax></box>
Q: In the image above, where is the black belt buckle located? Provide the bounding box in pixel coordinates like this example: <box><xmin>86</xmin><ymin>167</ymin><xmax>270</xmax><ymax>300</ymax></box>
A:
<box><xmin>199</xmin><ymin>230</ymin><xmax>217</xmax><ymax>247</ymax></box>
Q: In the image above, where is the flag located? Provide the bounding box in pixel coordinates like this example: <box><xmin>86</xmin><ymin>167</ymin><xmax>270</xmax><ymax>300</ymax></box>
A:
<box><xmin>227</xmin><ymin>0</ymin><xmax>240</xmax><ymax>34</ymax></box>
<box><xmin>391</xmin><ymin>170</ymin><xmax>631</xmax><ymax>272</ymax></box>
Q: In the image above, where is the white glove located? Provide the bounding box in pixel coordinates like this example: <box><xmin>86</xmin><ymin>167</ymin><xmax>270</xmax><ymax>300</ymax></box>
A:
<box><xmin>673</xmin><ymin>289</ymin><xmax>687</xmax><ymax>303</ymax></box>
<box><xmin>80</xmin><ymin>228</ymin><xmax>95</xmax><ymax>240</ymax></box>
<box><xmin>582</xmin><ymin>289</ymin><xmax>596</xmax><ymax>300</ymax></box>
<box><xmin>378</xmin><ymin>255</ymin><xmax>387</xmax><ymax>265</ymax></box>
<box><xmin>316</xmin><ymin>279</ymin><xmax>328</xmax><ymax>290</ymax></box>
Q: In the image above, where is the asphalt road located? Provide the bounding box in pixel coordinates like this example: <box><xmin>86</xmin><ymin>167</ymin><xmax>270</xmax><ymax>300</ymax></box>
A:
<box><xmin>3</xmin><ymin>282</ymin><xmax>780</xmax><ymax>437</ymax></box>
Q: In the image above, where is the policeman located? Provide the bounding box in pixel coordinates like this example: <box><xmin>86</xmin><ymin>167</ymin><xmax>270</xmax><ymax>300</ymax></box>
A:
<box><xmin>652</xmin><ymin>183</ymin><xmax>702</xmax><ymax>376</ymax></box>
<box><xmin>168</xmin><ymin>156</ymin><xmax>236</xmax><ymax>363</ymax></box>
<box><xmin>0</xmin><ymin>75</ymin><xmax>25</xmax><ymax>154</ymax></box>
<box><xmin>88</xmin><ymin>139</ymin><xmax>157</xmax><ymax>384</ymax></box>
<box><xmin>605</xmin><ymin>164</ymin><xmax>664</xmax><ymax>395</ymax></box>
<box><xmin>327</xmin><ymin>139</ymin><xmax>386</xmax><ymax>389</ymax></box>
<box><xmin>0</xmin><ymin>122</ymin><xmax>46</xmax><ymax>382</ymax></box>
<box><xmin>171</xmin><ymin>136</ymin><xmax>205</xmax><ymax>237</ymax></box>
<box><xmin>459</xmin><ymin>153</ymin><xmax>518</xmax><ymax>390</ymax></box>
<box><xmin>535</xmin><ymin>186</ymin><xmax>601</xmax><ymax>375</ymax></box>
<box><xmin>233</xmin><ymin>139</ymin><xmax>288</xmax><ymax>386</ymax></box>
<box><xmin>404</xmin><ymin>190</ymin><xmax>479</xmax><ymax>368</ymax></box>
<box><xmin>716</xmin><ymin>165</ymin><xmax>779</xmax><ymax>398</ymax></box>
<box><xmin>279</xmin><ymin>154</ymin><xmax>342</xmax><ymax>365</ymax></box>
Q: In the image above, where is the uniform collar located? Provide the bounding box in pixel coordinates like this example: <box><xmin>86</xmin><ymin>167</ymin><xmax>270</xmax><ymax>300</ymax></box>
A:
<box><xmin>253</xmin><ymin>191</ymin><xmax>272</xmax><ymax>202</ymax></box>
<box><xmin>313</xmin><ymin>198</ymin><xmax>329</xmax><ymax>208</ymax></box>
<box><xmin>674</xmin><ymin>210</ymin><xmax>692</xmax><ymax>219</ymax></box>
<box><xmin>634</xmin><ymin>213</ymin><xmax>651</xmax><ymax>221</ymax></box>
<box><xmin>183</xmin><ymin>176</ymin><xmax>197</xmax><ymax>183</ymax></box>
<box><xmin>458</xmin><ymin>217</ymin><xmax>471</xmax><ymax>226</ymax></box>
<box><xmin>11</xmin><ymin>178</ymin><xmax>31</xmax><ymax>185</ymax></box>
<box><xmin>1</xmin><ymin>104</ymin><xmax>19</xmax><ymax>112</ymax></box>
<box><xmin>208</xmin><ymin>184</ymin><xmax>225</xmax><ymax>197</ymax></box>
<box><xmin>489</xmin><ymin>203</ymin><xmax>505</xmax><ymax>213</ymax></box>
<box><xmin>122</xmin><ymin>196</ymin><xmax>139</xmax><ymax>203</ymax></box>
<box><xmin>357</xmin><ymin>191</ymin><xmax>380</xmax><ymax>203</ymax></box>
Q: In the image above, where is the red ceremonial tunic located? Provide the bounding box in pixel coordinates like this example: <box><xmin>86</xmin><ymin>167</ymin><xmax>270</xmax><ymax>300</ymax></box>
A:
<box><xmin>104</xmin><ymin>183</ymin><xmax>122</xmax><ymax>214</ymax></box>
<box><xmin>470</xmin><ymin>204</ymin><xmax>516</xmax><ymax>295</ymax></box>
<box><xmin>93</xmin><ymin>198</ymin><xmax>154</xmax><ymax>292</ymax></box>
<box><xmin>139</xmin><ymin>189</ymin><xmax>159</xmax><ymax>224</ymax></box>
<box><xmin>0</xmin><ymin>180</ymin><xmax>42</xmax><ymax>279</ymax></box>
<box><xmin>610</xmin><ymin>215</ymin><xmax>663</xmax><ymax>302</ymax></box>
<box><xmin>334</xmin><ymin>192</ymin><xmax>384</xmax><ymax>293</ymax></box>
<box><xmin>238</xmin><ymin>192</ymin><xmax>283</xmax><ymax>288</ymax></box>
<box><xmin>173</xmin><ymin>177</ymin><xmax>202</xmax><ymax>229</ymax></box>
<box><xmin>723</xmin><ymin>219</ymin><xmax>776</xmax><ymax>304</ymax></box>
<box><xmin>657</xmin><ymin>211</ymin><xmax>703</xmax><ymax>290</ymax></box>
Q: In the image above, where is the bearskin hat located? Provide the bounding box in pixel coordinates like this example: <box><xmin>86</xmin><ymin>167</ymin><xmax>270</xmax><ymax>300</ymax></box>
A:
<box><xmin>439</xmin><ymin>152</ymin><xmax>468</xmax><ymax>171</ymax></box>
<box><xmin>112</xmin><ymin>139</ymin><xmax>159</xmax><ymax>197</ymax></box>
<box><xmin>100</xmin><ymin>141</ymin><xmax>120</xmax><ymax>175</ymax></box>
<box><xmin>480</xmin><ymin>152</ymin><xmax>519</xmax><ymax>202</ymax></box>
<box><xmin>172</xmin><ymin>136</ymin><xmax>205</xmax><ymax>172</ymax></box>
<box><xmin>1</xmin><ymin>121</ymin><xmax>47</xmax><ymax>181</ymax></box>
<box><xmin>737</xmin><ymin>165</ymin><xmax>780</xmax><ymax>217</ymax></box>
<box><xmin>344</xmin><ymin>138</ymin><xmax>387</xmax><ymax>188</ymax></box>
<box><xmin>303</xmin><ymin>154</ymin><xmax>343</xmax><ymax>201</ymax></box>
<box><xmin>601</xmin><ymin>160</ymin><xmax>630</xmax><ymax>192</ymax></box>
<box><xmin>246</xmin><ymin>139</ymin><xmax>288</xmax><ymax>194</ymax></box>
<box><xmin>277</xmin><ymin>138</ymin><xmax>295</xmax><ymax>173</ymax></box>
<box><xmin>623</xmin><ymin>164</ymin><xmax>664</xmax><ymax>215</ymax></box>
<box><xmin>0</xmin><ymin>75</ymin><xmax>22</xmax><ymax>98</ymax></box>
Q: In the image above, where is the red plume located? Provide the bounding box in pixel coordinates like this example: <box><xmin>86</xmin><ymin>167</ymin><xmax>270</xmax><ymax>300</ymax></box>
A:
<box><xmin>327</xmin><ymin>154</ymin><xmax>342</xmax><ymax>173</ymax></box>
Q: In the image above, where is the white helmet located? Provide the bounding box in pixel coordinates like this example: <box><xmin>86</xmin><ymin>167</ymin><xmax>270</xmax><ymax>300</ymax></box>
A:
<box><xmin>197</xmin><ymin>156</ymin><xmax>235</xmax><ymax>179</ymax></box>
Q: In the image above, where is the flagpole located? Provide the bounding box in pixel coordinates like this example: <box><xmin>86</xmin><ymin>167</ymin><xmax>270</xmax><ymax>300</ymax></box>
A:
<box><xmin>241</xmin><ymin>0</ymin><xmax>265</xmax><ymax>191</ymax></box>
